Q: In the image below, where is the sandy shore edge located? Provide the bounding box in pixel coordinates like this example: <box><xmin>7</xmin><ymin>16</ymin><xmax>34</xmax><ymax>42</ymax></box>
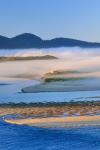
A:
<box><xmin>4</xmin><ymin>115</ymin><xmax>100</xmax><ymax>126</ymax></box>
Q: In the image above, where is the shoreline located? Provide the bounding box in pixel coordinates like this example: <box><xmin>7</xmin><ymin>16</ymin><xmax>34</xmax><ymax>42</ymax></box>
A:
<box><xmin>21</xmin><ymin>78</ymin><xmax>100</xmax><ymax>93</ymax></box>
<box><xmin>0</xmin><ymin>55</ymin><xmax>57</xmax><ymax>62</ymax></box>
<box><xmin>1</xmin><ymin>101</ymin><xmax>100</xmax><ymax>127</ymax></box>
<box><xmin>4</xmin><ymin>115</ymin><xmax>100</xmax><ymax>127</ymax></box>
<box><xmin>0</xmin><ymin>101</ymin><xmax>100</xmax><ymax>118</ymax></box>
<box><xmin>22</xmin><ymin>87</ymin><xmax>100</xmax><ymax>93</ymax></box>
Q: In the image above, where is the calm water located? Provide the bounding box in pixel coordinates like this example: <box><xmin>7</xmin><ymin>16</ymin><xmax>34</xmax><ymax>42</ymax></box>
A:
<box><xmin>0</xmin><ymin>79</ymin><xmax>100</xmax><ymax>103</ymax></box>
<box><xmin>0</xmin><ymin>79</ymin><xmax>100</xmax><ymax>150</ymax></box>
<box><xmin>0</xmin><ymin>118</ymin><xmax>100</xmax><ymax>150</ymax></box>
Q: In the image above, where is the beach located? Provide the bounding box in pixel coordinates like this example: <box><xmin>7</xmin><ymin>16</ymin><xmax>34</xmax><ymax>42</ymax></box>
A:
<box><xmin>0</xmin><ymin>101</ymin><xmax>100</xmax><ymax>127</ymax></box>
<box><xmin>5</xmin><ymin>115</ymin><xmax>100</xmax><ymax>127</ymax></box>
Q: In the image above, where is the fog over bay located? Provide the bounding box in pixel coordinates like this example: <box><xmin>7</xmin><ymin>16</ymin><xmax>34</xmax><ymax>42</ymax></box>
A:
<box><xmin>0</xmin><ymin>48</ymin><xmax>100</xmax><ymax>79</ymax></box>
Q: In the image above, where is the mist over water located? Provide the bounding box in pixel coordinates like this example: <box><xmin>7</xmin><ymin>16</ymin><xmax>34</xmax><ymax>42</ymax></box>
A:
<box><xmin>0</xmin><ymin>48</ymin><xmax>100</xmax><ymax>79</ymax></box>
<box><xmin>0</xmin><ymin>48</ymin><xmax>100</xmax><ymax>103</ymax></box>
<box><xmin>1</xmin><ymin>47</ymin><xmax>100</xmax><ymax>58</ymax></box>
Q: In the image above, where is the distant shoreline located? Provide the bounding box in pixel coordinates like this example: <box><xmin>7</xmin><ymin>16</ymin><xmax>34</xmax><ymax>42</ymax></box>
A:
<box><xmin>0</xmin><ymin>55</ymin><xmax>57</xmax><ymax>62</ymax></box>
<box><xmin>21</xmin><ymin>80</ymin><xmax>100</xmax><ymax>93</ymax></box>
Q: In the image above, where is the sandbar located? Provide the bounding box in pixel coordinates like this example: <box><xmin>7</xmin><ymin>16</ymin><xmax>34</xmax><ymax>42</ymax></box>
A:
<box><xmin>4</xmin><ymin>115</ymin><xmax>100</xmax><ymax>127</ymax></box>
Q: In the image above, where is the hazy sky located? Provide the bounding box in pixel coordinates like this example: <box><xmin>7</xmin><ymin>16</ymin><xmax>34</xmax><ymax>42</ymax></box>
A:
<box><xmin>0</xmin><ymin>0</ymin><xmax>100</xmax><ymax>42</ymax></box>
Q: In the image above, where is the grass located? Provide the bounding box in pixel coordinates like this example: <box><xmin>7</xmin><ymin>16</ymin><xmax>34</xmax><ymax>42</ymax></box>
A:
<box><xmin>44</xmin><ymin>77</ymin><xmax>83</xmax><ymax>82</ymax></box>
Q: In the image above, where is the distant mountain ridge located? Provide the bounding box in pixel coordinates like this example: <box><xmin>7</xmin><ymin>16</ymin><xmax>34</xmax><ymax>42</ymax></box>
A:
<box><xmin>0</xmin><ymin>33</ymin><xmax>100</xmax><ymax>49</ymax></box>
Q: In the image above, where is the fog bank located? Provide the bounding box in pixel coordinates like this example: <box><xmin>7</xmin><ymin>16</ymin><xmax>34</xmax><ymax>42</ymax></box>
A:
<box><xmin>0</xmin><ymin>48</ymin><xmax>100</xmax><ymax>79</ymax></box>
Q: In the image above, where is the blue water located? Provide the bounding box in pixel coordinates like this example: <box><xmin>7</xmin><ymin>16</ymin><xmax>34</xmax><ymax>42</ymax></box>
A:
<box><xmin>0</xmin><ymin>79</ymin><xmax>100</xmax><ymax>103</ymax></box>
<box><xmin>0</xmin><ymin>79</ymin><xmax>100</xmax><ymax>150</ymax></box>
<box><xmin>0</xmin><ymin>118</ymin><xmax>100</xmax><ymax>150</ymax></box>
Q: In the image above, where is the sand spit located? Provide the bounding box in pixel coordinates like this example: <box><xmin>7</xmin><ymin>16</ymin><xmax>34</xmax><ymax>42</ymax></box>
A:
<box><xmin>22</xmin><ymin>78</ymin><xmax>100</xmax><ymax>93</ymax></box>
<box><xmin>1</xmin><ymin>101</ymin><xmax>100</xmax><ymax>127</ymax></box>
<box><xmin>4</xmin><ymin>116</ymin><xmax>100</xmax><ymax>127</ymax></box>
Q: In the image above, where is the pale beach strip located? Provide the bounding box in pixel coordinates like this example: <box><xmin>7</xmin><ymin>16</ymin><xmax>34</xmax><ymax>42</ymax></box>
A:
<box><xmin>4</xmin><ymin>115</ymin><xmax>100</xmax><ymax>126</ymax></box>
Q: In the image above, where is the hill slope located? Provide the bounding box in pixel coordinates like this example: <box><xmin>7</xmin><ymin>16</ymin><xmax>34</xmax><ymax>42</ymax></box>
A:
<box><xmin>0</xmin><ymin>33</ymin><xmax>100</xmax><ymax>49</ymax></box>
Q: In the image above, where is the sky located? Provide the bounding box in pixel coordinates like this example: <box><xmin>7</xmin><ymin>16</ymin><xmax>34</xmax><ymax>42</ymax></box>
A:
<box><xmin>0</xmin><ymin>0</ymin><xmax>100</xmax><ymax>42</ymax></box>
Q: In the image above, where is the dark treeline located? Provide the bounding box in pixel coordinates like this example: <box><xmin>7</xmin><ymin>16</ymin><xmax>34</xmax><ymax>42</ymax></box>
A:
<box><xmin>0</xmin><ymin>101</ymin><xmax>100</xmax><ymax>108</ymax></box>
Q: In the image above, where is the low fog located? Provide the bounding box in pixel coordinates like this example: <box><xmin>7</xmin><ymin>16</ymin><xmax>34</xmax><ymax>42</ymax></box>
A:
<box><xmin>0</xmin><ymin>47</ymin><xmax>100</xmax><ymax>79</ymax></box>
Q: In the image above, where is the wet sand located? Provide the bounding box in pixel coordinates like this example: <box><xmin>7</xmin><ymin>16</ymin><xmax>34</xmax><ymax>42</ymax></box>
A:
<box><xmin>4</xmin><ymin>116</ymin><xmax>100</xmax><ymax>127</ymax></box>
<box><xmin>1</xmin><ymin>101</ymin><xmax>100</xmax><ymax>127</ymax></box>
